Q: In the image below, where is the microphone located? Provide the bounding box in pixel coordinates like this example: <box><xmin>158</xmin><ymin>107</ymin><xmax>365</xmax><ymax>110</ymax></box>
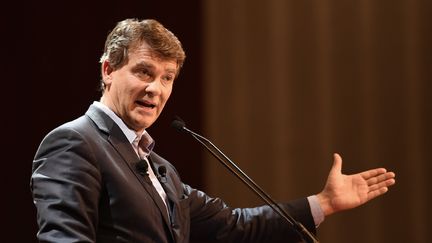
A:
<box><xmin>171</xmin><ymin>116</ymin><xmax>186</xmax><ymax>132</ymax></box>
<box><xmin>158</xmin><ymin>166</ymin><xmax>167</xmax><ymax>183</ymax></box>
<box><xmin>171</xmin><ymin>116</ymin><xmax>319</xmax><ymax>243</ymax></box>
<box><xmin>136</xmin><ymin>159</ymin><xmax>149</xmax><ymax>176</ymax></box>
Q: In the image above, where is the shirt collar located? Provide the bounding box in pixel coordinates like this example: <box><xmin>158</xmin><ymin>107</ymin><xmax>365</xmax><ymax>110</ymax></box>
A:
<box><xmin>93</xmin><ymin>101</ymin><xmax>155</xmax><ymax>152</ymax></box>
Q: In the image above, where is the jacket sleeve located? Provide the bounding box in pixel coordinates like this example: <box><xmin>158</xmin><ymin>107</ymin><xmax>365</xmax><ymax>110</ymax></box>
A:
<box><xmin>185</xmin><ymin>184</ymin><xmax>316</xmax><ymax>243</ymax></box>
<box><xmin>30</xmin><ymin>127</ymin><xmax>101</xmax><ymax>243</ymax></box>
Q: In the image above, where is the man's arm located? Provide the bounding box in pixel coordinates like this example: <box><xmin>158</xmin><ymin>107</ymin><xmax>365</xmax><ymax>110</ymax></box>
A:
<box><xmin>30</xmin><ymin>127</ymin><xmax>101</xmax><ymax>243</ymax></box>
<box><xmin>185</xmin><ymin>185</ymin><xmax>315</xmax><ymax>243</ymax></box>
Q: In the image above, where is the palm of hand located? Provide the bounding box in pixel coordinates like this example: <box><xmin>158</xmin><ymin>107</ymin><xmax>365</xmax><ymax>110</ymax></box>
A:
<box><xmin>318</xmin><ymin>153</ymin><xmax>396</xmax><ymax>216</ymax></box>
<box><xmin>325</xmin><ymin>172</ymin><xmax>369</xmax><ymax>212</ymax></box>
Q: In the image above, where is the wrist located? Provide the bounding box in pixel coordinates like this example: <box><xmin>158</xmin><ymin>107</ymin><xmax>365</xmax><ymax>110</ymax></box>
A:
<box><xmin>316</xmin><ymin>192</ymin><xmax>334</xmax><ymax>216</ymax></box>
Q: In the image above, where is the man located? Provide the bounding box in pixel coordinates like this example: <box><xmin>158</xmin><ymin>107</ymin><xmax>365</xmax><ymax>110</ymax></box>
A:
<box><xmin>30</xmin><ymin>18</ymin><xmax>396</xmax><ymax>243</ymax></box>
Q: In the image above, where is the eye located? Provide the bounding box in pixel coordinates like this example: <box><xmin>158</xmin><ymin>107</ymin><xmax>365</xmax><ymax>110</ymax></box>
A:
<box><xmin>141</xmin><ymin>69</ymin><xmax>151</xmax><ymax>77</ymax></box>
<box><xmin>136</xmin><ymin>68</ymin><xmax>153</xmax><ymax>80</ymax></box>
<box><xmin>162</xmin><ymin>75</ymin><xmax>174</xmax><ymax>84</ymax></box>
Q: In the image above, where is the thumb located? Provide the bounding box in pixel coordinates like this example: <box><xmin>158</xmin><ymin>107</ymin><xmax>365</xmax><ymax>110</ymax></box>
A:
<box><xmin>330</xmin><ymin>153</ymin><xmax>343</xmax><ymax>176</ymax></box>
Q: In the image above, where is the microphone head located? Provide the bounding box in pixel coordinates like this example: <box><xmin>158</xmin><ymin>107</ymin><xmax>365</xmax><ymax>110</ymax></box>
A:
<box><xmin>136</xmin><ymin>160</ymin><xmax>148</xmax><ymax>175</ymax></box>
<box><xmin>158</xmin><ymin>165</ymin><xmax>167</xmax><ymax>183</ymax></box>
<box><xmin>171</xmin><ymin>116</ymin><xmax>186</xmax><ymax>132</ymax></box>
<box><xmin>158</xmin><ymin>165</ymin><xmax>167</xmax><ymax>176</ymax></box>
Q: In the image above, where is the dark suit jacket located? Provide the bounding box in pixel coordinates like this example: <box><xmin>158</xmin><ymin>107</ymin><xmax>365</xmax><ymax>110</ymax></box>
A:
<box><xmin>30</xmin><ymin>104</ymin><xmax>316</xmax><ymax>243</ymax></box>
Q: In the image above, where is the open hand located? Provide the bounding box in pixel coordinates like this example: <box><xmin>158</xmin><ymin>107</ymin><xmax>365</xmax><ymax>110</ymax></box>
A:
<box><xmin>316</xmin><ymin>153</ymin><xmax>396</xmax><ymax>216</ymax></box>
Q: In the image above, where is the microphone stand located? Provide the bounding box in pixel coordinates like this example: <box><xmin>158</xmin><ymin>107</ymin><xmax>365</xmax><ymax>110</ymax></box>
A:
<box><xmin>173</xmin><ymin>120</ymin><xmax>319</xmax><ymax>243</ymax></box>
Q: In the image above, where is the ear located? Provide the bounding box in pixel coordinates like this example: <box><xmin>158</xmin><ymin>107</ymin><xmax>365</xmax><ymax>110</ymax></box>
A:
<box><xmin>101</xmin><ymin>60</ymin><xmax>114</xmax><ymax>85</ymax></box>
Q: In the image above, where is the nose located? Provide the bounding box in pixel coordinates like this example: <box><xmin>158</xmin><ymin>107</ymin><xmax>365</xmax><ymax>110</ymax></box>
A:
<box><xmin>145</xmin><ymin>78</ymin><xmax>162</xmax><ymax>97</ymax></box>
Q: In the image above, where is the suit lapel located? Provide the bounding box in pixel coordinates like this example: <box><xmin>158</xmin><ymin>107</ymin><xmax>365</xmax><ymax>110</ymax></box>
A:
<box><xmin>149</xmin><ymin>154</ymin><xmax>184</xmax><ymax>243</ymax></box>
<box><xmin>86</xmin><ymin>104</ymin><xmax>139</xmax><ymax>166</ymax></box>
<box><xmin>85</xmin><ymin>104</ymin><xmax>174</xmax><ymax>239</ymax></box>
<box><xmin>151</xmin><ymin>159</ymin><xmax>178</xmax><ymax>212</ymax></box>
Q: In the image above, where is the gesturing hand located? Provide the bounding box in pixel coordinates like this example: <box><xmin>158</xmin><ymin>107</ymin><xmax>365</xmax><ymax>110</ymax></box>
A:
<box><xmin>316</xmin><ymin>153</ymin><xmax>396</xmax><ymax>216</ymax></box>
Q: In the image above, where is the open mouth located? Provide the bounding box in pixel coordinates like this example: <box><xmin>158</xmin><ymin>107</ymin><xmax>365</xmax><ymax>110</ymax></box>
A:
<box><xmin>136</xmin><ymin>100</ymin><xmax>156</xmax><ymax>109</ymax></box>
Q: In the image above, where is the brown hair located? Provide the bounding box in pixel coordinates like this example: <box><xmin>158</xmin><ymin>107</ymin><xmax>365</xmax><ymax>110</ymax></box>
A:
<box><xmin>99</xmin><ymin>19</ymin><xmax>186</xmax><ymax>90</ymax></box>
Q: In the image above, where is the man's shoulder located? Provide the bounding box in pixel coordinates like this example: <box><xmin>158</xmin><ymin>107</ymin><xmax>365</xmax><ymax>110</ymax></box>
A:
<box><xmin>46</xmin><ymin>104</ymin><xmax>105</xmax><ymax>137</ymax></box>
<box><xmin>51</xmin><ymin>115</ymin><xmax>95</xmax><ymax>135</ymax></box>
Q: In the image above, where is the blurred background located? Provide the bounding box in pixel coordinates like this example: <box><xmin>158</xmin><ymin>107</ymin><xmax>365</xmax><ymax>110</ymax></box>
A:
<box><xmin>14</xmin><ymin>0</ymin><xmax>431</xmax><ymax>242</ymax></box>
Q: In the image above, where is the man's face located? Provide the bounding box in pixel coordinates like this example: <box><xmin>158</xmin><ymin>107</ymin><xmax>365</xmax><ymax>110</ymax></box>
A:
<box><xmin>102</xmin><ymin>42</ymin><xmax>178</xmax><ymax>133</ymax></box>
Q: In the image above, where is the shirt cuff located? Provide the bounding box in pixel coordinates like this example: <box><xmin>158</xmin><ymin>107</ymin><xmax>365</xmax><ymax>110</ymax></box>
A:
<box><xmin>307</xmin><ymin>195</ymin><xmax>325</xmax><ymax>227</ymax></box>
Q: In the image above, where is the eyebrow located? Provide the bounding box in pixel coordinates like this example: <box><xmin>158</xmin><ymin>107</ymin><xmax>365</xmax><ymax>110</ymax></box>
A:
<box><xmin>134</xmin><ymin>61</ymin><xmax>177</xmax><ymax>75</ymax></box>
<box><xmin>134</xmin><ymin>62</ymin><xmax>154</xmax><ymax>71</ymax></box>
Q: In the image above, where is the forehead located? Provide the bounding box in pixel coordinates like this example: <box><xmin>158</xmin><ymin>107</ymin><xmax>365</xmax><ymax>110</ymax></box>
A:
<box><xmin>128</xmin><ymin>41</ymin><xmax>178</xmax><ymax>70</ymax></box>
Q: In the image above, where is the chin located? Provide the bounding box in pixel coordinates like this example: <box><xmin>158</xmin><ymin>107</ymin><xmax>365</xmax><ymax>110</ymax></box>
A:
<box><xmin>129</xmin><ymin>116</ymin><xmax>155</xmax><ymax>131</ymax></box>
<box><xmin>141</xmin><ymin>118</ymin><xmax>157</xmax><ymax>129</ymax></box>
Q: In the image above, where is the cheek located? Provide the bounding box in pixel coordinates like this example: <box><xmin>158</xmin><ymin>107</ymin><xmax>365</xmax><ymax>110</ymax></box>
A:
<box><xmin>161</xmin><ymin>86</ymin><xmax>173</xmax><ymax>104</ymax></box>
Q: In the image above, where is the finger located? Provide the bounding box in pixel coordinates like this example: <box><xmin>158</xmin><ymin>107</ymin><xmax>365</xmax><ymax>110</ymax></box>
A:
<box><xmin>367</xmin><ymin>178</ymin><xmax>396</xmax><ymax>191</ymax></box>
<box><xmin>367</xmin><ymin>186</ymin><xmax>389</xmax><ymax>201</ymax></box>
<box><xmin>360</xmin><ymin>168</ymin><xmax>388</xmax><ymax>180</ymax></box>
<box><xmin>330</xmin><ymin>153</ymin><xmax>342</xmax><ymax>175</ymax></box>
<box><xmin>366</xmin><ymin>172</ymin><xmax>396</xmax><ymax>186</ymax></box>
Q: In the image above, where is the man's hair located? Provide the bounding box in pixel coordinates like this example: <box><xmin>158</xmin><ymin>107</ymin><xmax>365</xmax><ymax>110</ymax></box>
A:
<box><xmin>99</xmin><ymin>18</ymin><xmax>186</xmax><ymax>91</ymax></box>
